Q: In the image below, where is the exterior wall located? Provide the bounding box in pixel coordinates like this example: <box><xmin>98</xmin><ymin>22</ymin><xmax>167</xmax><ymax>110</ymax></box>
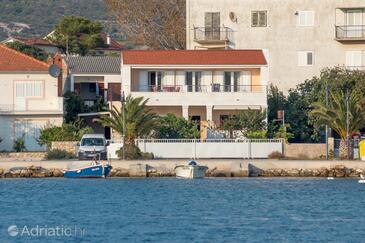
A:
<box><xmin>0</xmin><ymin>73</ymin><xmax>63</xmax><ymax>113</ymax></box>
<box><xmin>186</xmin><ymin>0</ymin><xmax>365</xmax><ymax>91</ymax></box>
<box><xmin>51</xmin><ymin>141</ymin><xmax>78</xmax><ymax>154</ymax></box>
<box><xmin>0</xmin><ymin>115</ymin><xmax>63</xmax><ymax>151</ymax></box>
<box><xmin>284</xmin><ymin>138</ymin><xmax>335</xmax><ymax>159</ymax></box>
<box><xmin>212</xmin><ymin>109</ymin><xmax>241</xmax><ymax>125</ymax></box>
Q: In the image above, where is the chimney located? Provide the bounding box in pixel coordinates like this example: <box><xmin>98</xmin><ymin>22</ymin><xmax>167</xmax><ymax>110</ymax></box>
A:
<box><xmin>106</xmin><ymin>34</ymin><xmax>111</xmax><ymax>46</ymax></box>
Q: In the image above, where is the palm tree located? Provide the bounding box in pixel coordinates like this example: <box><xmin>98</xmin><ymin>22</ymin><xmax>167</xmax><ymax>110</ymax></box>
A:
<box><xmin>94</xmin><ymin>95</ymin><xmax>158</xmax><ymax>144</ymax></box>
<box><xmin>311</xmin><ymin>90</ymin><xmax>365</xmax><ymax>159</ymax></box>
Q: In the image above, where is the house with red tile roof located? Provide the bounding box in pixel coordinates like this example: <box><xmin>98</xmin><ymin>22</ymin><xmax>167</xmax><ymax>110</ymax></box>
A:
<box><xmin>0</xmin><ymin>44</ymin><xmax>63</xmax><ymax>151</ymax></box>
<box><xmin>121</xmin><ymin>49</ymin><xmax>269</xmax><ymax>138</ymax></box>
<box><xmin>2</xmin><ymin>36</ymin><xmax>60</xmax><ymax>54</ymax></box>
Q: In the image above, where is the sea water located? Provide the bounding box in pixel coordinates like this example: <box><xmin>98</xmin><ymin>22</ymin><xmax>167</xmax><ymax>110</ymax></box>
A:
<box><xmin>1</xmin><ymin>178</ymin><xmax>365</xmax><ymax>242</ymax></box>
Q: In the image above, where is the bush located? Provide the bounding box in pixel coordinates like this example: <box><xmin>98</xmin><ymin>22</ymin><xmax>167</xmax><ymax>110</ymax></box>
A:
<box><xmin>13</xmin><ymin>135</ymin><xmax>26</xmax><ymax>152</ymax></box>
<box><xmin>268</xmin><ymin>151</ymin><xmax>284</xmax><ymax>159</ymax></box>
<box><xmin>116</xmin><ymin>144</ymin><xmax>154</xmax><ymax>160</ymax></box>
<box><xmin>46</xmin><ymin>149</ymin><xmax>75</xmax><ymax>160</ymax></box>
<box><xmin>38</xmin><ymin>122</ymin><xmax>93</xmax><ymax>148</ymax></box>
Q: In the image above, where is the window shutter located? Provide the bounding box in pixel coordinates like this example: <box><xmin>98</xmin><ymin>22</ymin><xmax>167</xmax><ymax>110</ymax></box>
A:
<box><xmin>259</xmin><ymin>12</ymin><xmax>267</xmax><ymax>27</ymax></box>
<box><xmin>298</xmin><ymin>51</ymin><xmax>305</xmax><ymax>66</ymax></box>
<box><xmin>205</xmin><ymin>12</ymin><xmax>213</xmax><ymax>29</ymax></box>
<box><xmin>34</xmin><ymin>82</ymin><xmax>42</xmax><ymax>97</ymax></box>
<box><xmin>298</xmin><ymin>11</ymin><xmax>314</xmax><ymax>26</ymax></box>
<box><xmin>252</xmin><ymin>12</ymin><xmax>259</xmax><ymax>27</ymax></box>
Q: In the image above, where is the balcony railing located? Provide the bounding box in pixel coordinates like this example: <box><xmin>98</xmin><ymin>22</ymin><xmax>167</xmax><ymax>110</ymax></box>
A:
<box><xmin>133</xmin><ymin>85</ymin><xmax>266</xmax><ymax>93</ymax></box>
<box><xmin>336</xmin><ymin>25</ymin><xmax>365</xmax><ymax>40</ymax></box>
<box><xmin>345</xmin><ymin>66</ymin><xmax>365</xmax><ymax>71</ymax></box>
<box><xmin>193</xmin><ymin>27</ymin><xmax>233</xmax><ymax>43</ymax></box>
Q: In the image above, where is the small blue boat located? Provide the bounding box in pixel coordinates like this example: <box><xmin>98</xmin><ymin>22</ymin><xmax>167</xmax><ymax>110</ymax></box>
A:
<box><xmin>63</xmin><ymin>161</ymin><xmax>112</xmax><ymax>178</ymax></box>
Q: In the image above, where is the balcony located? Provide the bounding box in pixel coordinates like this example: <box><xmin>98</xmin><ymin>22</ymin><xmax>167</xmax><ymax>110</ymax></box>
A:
<box><xmin>345</xmin><ymin>66</ymin><xmax>365</xmax><ymax>71</ymax></box>
<box><xmin>193</xmin><ymin>27</ymin><xmax>233</xmax><ymax>45</ymax></box>
<box><xmin>131</xmin><ymin>84</ymin><xmax>267</xmax><ymax>107</ymax></box>
<box><xmin>133</xmin><ymin>85</ymin><xmax>265</xmax><ymax>93</ymax></box>
<box><xmin>335</xmin><ymin>25</ymin><xmax>365</xmax><ymax>41</ymax></box>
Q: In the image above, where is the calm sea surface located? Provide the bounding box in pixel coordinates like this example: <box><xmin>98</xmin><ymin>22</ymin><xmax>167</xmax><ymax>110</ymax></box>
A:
<box><xmin>1</xmin><ymin>178</ymin><xmax>365</xmax><ymax>242</ymax></box>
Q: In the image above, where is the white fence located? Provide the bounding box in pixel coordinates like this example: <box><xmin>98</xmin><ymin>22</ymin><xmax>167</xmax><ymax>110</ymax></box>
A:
<box><xmin>135</xmin><ymin>139</ymin><xmax>283</xmax><ymax>159</ymax></box>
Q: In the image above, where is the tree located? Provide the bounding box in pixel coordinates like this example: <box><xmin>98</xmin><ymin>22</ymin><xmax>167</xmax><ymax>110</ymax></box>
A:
<box><xmin>38</xmin><ymin>122</ymin><xmax>93</xmax><ymax>148</ymax></box>
<box><xmin>311</xmin><ymin>89</ymin><xmax>365</xmax><ymax>159</ymax></box>
<box><xmin>267</xmin><ymin>84</ymin><xmax>287</xmax><ymax>138</ymax></box>
<box><xmin>5</xmin><ymin>41</ymin><xmax>49</xmax><ymax>61</ymax></box>
<box><xmin>64</xmin><ymin>91</ymin><xmax>88</xmax><ymax>123</ymax></box>
<box><xmin>220</xmin><ymin>109</ymin><xmax>267</xmax><ymax>139</ymax></box>
<box><xmin>94</xmin><ymin>95</ymin><xmax>158</xmax><ymax>144</ymax></box>
<box><xmin>153</xmin><ymin>113</ymin><xmax>200</xmax><ymax>139</ymax></box>
<box><xmin>47</xmin><ymin>16</ymin><xmax>106</xmax><ymax>55</ymax></box>
<box><xmin>104</xmin><ymin>0</ymin><xmax>185</xmax><ymax>49</ymax></box>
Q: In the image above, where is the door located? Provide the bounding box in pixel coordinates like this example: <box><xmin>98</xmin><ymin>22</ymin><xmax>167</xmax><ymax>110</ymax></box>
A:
<box><xmin>186</xmin><ymin>72</ymin><xmax>193</xmax><ymax>92</ymax></box>
<box><xmin>148</xmin><ymin>71</ymin><xmax>162</xmax><ymax>91</ymax></box>
<box><xmin>15</xmin><ymin>82</ymin><xmax>26</xmax><ymax>111</ymax></box>
<box><xmin>195</xmin><ymin>72</ymin><xmax>202</xmax><ymax>92</ymax></box>
<box><xmin>347</xmin><ymin>10</ymin><xmax>363</xmax><ymax>38</ymax></box>
<box><xmin>205</xmin><ymin>12</ymin><xmax>220</xmax><ymax>40</ymax></box>
<box><xmin>224</xmin><ymin>72</ymin><xmax>232</xmax><ymax>92</ymax></box>
<box><xmin>191</xmin><ymin>115</ymin><xmax>201</xmax><ymax>131</ymax></box>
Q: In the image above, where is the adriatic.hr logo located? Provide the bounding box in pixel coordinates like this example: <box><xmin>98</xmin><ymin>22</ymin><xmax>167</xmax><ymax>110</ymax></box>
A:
<box><xmin>7</xmin><ymin>224</ymin><xmax>85</xmax><ymax>237</ymax></box>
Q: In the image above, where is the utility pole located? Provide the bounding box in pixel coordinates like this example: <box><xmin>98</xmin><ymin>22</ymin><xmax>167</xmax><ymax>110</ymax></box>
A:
<box><xmin>346</xmin><ymin>88</ymin><xmax>350</xmax><ymax>160</ymax></box>
<box><xmin>121</xmin><ymin>91</ymin><xmax>126</xmax><ymax>160</ymax></box>
<box><xmin>325</xmin><ymin>80</ymin><xmax>329</xmax><ymax>160</ymax></box>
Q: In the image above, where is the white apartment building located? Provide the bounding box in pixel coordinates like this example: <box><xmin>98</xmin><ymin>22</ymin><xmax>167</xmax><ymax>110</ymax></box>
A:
<box><xmin>0</xmin><ymin>44</ymin><xmax>63</xmax><ymax>151</ymax></box>
<box><xmin>186</xmin><ymin>0</ymin><xmax>365</xmax><ymax>91</ymax></box>
<box><xmin>121</xmin><ymin>50</ymin><xmax>268</xmax><ymax>136</ymax></box>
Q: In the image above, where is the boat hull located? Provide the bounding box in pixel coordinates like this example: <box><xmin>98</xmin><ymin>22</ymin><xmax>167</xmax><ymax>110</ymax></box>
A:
<box><xmin>63</xmin><ymin>164</ymin><xmax>112</xmax><ymax>178</ymax></box>
<box><xmin>175</xmin><ymin>165</ymin><xmax>208</xmax><ymax>179</ymax></box>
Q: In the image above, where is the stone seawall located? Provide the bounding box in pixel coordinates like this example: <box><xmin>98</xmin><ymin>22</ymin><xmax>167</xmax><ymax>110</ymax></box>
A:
<box><xmin>1</xmin><ymin>159</ymin><xmax>365</xmax><ymax>178</ymax></box>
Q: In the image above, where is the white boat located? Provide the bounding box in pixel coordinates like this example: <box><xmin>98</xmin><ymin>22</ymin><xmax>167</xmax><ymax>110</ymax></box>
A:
<box><xmin>359</xmin><ymin>174</ymin><xmax>365</xmax><ymax>184</ymax></box>
<box><xmin>174</xmin><ymin>161</ymin><xmax>208</xmax><ymax>179</ymax></box>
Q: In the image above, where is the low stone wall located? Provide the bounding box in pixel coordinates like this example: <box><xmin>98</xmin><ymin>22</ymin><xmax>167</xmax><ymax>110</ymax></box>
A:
<box><xmin>0</xmin><ymin>152</ymin><xmax>46</xmax><ymax>159</ymax></box>
<box><xmin>51</xmin><ymin>141</ymin><xmax>78</xmax><ymax>154</ymax></box>
<box><xmin>284</xmin><ymin>138</ymin><xmax>334</xmax><ymax>159</ymax></box>
<box><xmin>1</xmin><ymin>159</ymin><xmax>365</xmax><ymax>178</ymax></box>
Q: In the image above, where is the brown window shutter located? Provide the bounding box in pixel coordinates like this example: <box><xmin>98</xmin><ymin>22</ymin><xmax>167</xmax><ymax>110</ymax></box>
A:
<box><xmin>259</xmin><ymin>11</ymin><xmax>267</xmax><ymax>27</ymax></box>
<box><xmin>74</xmin><ymin>83</ymin><xmax>80</xmax><ymax>93</ymax></box>
<box><xmin>108</xmin><ymin>83</ymin><xmax>121</xmax><ymax>101</ymax></box>
<box><xmin>252</xmin><ymin>12</ymin><xmax>259</xmax><ymax>27</ymax></box>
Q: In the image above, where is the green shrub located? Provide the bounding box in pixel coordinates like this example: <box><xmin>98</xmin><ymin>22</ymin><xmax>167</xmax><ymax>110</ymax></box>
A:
<box><xmin>46</xmin><ymin>149</ymin><xmax>75</xmax><ymax>160</ymax></box>
<box><xmin>141</xmin><ymin>152</ymin><xmax>154</xmax><ymax>160</ymax></box>
<box><xmin>245</xmin><ymin>130</ymin><xmax>267</xmax><ymax>139</ymax></box>
<box><xmin>116</xmin><ymin>144</ymin><xmax>154</xmax><ymax>160</ymax></box>
<box><xmin>13</xmin><ymin>135</ymin><xmax>26</xmax><ymax>152</ymax></box>
<box><xmin>38</xmin><ymin>122</ymin><xmax>93</xmax><ymax>148</ymax></box>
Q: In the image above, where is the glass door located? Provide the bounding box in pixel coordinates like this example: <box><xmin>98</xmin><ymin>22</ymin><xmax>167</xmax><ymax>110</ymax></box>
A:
<box><xmin>347</xmin><ymin>9</ymin><xmax>363</xmax><ymax>38</ymax></box>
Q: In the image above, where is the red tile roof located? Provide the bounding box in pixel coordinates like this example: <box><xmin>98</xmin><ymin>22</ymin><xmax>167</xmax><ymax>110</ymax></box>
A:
<box><xmin>95</xmin><ymin>33</ymin><xmax>123</xmax><ymax>51</ymax></box>
<box><xmin>12</xmin><ymin>36</ymin><xmax>58</xmax><ymax>46</ymax></box>
<box><xmin>122</xmin><ymin>50</ymin><xmax>267</xmax><ymax>65</ymax></box>
<box><xmin>0</xmin><ymin>44</ymin><xmax>49</xmax><ymax>72</ymax></box>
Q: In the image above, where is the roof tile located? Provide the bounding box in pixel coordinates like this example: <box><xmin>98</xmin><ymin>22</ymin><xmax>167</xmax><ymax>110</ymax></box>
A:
<box><xmin>122</xmin><ymin>50</ymin><xmax>267</xmax><ymax>65</ymax></box>
<box><xmin>0</xmin><ymin>44</ymin><xmax>49</xmax><ymax>72</ymax></box>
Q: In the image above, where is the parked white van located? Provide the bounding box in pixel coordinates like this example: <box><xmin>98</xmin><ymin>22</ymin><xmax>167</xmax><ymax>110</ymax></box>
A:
<box><xmin>77</xmin><ymin>134</ymin><xmax>109</xmax><ymax>160</ymax></box>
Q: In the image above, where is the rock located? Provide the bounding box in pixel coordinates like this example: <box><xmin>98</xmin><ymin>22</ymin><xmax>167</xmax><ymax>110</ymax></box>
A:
<box><xmin>287</xmin><ymin>169</ymin><xmax>301</xmax><ymax>177</ymax></box>
<box><xmin>0</xmin><ymin>168</ymin><xmax>4</xmax><ymax>177</ymax></box>
<box><xmin>52</xmin><ymin>169</ymin><xmax>64</xmax><ymax>177</ymax></box>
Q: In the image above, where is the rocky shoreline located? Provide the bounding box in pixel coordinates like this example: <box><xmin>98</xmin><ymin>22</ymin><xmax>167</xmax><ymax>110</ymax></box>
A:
<box><xmin>0</xmin><ymin>164</ymin><xmax>364</xmax><ymax>178</ymax></box>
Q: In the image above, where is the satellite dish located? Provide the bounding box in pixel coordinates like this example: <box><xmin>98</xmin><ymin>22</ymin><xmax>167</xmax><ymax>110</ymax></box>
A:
<box><xmin>48</xmin><ymin>64</ymin><xmax>61</xmax><ymax>78</ymax></box>
<box><xmin>229</xmin><ymin>12</ymin><xmax>237</xmax><ymax>23</ymax></box>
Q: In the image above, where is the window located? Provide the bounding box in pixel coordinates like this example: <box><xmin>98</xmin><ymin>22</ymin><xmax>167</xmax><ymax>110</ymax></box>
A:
<box><xmin>298</xmin><ymin>51</ymin><xmax>314</xmax><ymax>66</ymax></box>
<box><xmin>297</xmin><ymin>11</ymin><xmax>314</xmax><ymax>26</ymax></box>
<box><xmin>15</xmin><ymin>81</ymin><xmax>42</xmax><ymax>98</ymax></box>
<box><xmin>205</xmin><ymin>12</ymin><xmax>220</xmax><ymax>40</ymax></box>
<box><xmin>252</xmin><ymin>11</ymin><xmax>267</xmax><ymax>27</ymax></box>
<box><xmin>346</xmin><ymin>51</ymin><xmax>362</xmax><ymax>68</ymax></box>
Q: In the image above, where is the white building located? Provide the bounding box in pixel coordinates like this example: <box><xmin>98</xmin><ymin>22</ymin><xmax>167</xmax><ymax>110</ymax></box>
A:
<box><xmin>121</xmin><ymin>49</ymin><xmax>268</xmax><ymax>136</ymax></box>
<box><xmin>186</xmin><ymin>0</ymin><xmax>365</xmax><ymax>91</ymax></box>
<box><xmin>0</xmin><ymin>44</ymin><xmax>63</xmax><ymax>151</ymax></box>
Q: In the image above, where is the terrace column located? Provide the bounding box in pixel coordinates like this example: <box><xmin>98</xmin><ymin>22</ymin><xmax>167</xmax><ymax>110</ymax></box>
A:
<box><xmin>182</xmin><ymin>105</ymin><xmax>189</xmax><ymax>120</ymax></box>
<box><xmin>206</xmin><ymin>105</ymin><xmax>213</xmax><ymax>121</ymax></box>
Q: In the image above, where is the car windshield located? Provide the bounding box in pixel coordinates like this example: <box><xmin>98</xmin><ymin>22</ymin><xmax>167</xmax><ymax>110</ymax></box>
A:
<box><xmin>81</xmin><ymin>138</ymin><xmax>104</xmax><ymax>146</ymax></box>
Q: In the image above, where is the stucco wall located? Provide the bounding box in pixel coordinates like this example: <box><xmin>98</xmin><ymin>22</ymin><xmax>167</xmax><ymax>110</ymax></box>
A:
<box><xmin>186</xmin><ymin>0</ymin><xmax>365</xmax><ymax>92</ymax></box>
<box><xmin>284</xmin><ymin>139</ymin><xmax>335</xmax><ymax>159</ymax></box>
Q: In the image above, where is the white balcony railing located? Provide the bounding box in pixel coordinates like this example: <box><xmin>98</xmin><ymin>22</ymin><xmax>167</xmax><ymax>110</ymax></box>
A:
<box><xmin>133</xmin><ymin>85</ymin><xmax>266</xmax><ymax>93</ymax></box>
